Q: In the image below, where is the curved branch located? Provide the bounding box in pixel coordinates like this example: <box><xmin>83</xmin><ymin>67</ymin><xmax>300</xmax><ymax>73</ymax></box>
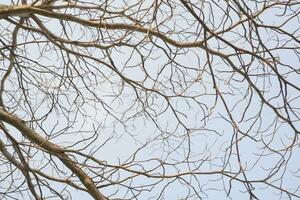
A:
<box><xmin>0</xmin><ymin>109</ymin><xmax>107</xmax><ymax>200</ymax></box>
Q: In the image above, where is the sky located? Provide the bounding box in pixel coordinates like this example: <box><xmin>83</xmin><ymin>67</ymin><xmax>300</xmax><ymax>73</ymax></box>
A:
<box><xmin>0</xmin><ymin>0</ymin><xmax>300</xmax><ymax>199</ymax></box>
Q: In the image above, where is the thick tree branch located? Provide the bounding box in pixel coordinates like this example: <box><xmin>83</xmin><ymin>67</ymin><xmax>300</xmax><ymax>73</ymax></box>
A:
<box><xmin>0</xmin><ymin>109</ymin><xmax>107</xmax><ymax>200</ymax></box>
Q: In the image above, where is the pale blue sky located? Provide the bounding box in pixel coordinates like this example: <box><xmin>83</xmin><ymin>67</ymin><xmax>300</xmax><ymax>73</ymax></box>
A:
<box><xmin>0</xmin><ymin>0</ymin><xmax>299</xmax><ymax>199</ymax></box>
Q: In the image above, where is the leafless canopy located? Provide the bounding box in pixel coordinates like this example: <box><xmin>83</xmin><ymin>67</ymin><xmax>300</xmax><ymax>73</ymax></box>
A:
<box><xmin>0</xmin><ymin>0</ymin><xmax>299</xmax><ymax>199</ymax></box>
